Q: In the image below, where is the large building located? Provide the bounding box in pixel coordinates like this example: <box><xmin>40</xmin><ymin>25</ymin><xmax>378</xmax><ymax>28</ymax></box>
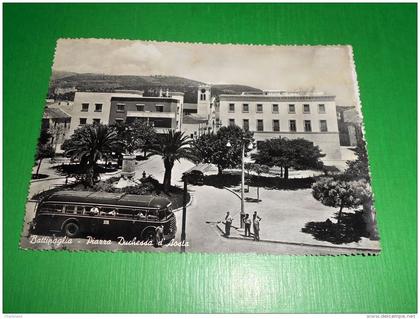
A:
<box><xmin>216</xmin><ymin>90</ymin><xmax>341</xmax><ymax>160</ymax></box>
<box><xmin>48</xmin><ymin>85</ymin><xmax>343</xmax><ymax>161</ymax></box>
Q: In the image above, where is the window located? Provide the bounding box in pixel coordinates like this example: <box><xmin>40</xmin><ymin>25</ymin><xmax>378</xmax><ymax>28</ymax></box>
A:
<box><xmin>155</xmin><ymin>105</ymin><xmax>164</xmax><ymax>112</ymax></box>
<box><xmin>117</xmin><ymin>103</ymin><xmax>125</xmax><ymax>112</ymax></box>
<box><xmin>320</xmin><ymin>120</ymin><xmax>328</xmax><ymax>132</ymax></box>
<box><xmin>243</xmin><ymin>119</ymin><xmax>249</xmax><ymax>131</ymax></box>
<box><xmin>289</xmin><ymin>120</ymin><xmax>296</xmax><ymax>132</ymax></box>
<box><xmin>256</xmin><ymin>104</ymin><xmax>263</xmax><ymax>113</ymax></box>
<box><xmin>229</xmin><ymin>119</ymin><xmax>235</xmax><ymax>126</ymax></box>
<box><xmin>257</xmin><ymin>119</ymin><xmax>264</xmax><ymax>131</ymax></box>
<box><xmin>43</xmin><ymin>204</ymin><xmax>64</xmax><ymax>214</ymax></box>
<box><xmin>136</xmin><ymin>104</ymin><xmax>145</xmax><ymax>112</ymax></box>
<box><xmin>200</xmin><ymin>89</ymin><xmax>207</xmax><ymax>101</ymax></box>
<box><xmin>81</xmin><ymin>103</ymin><xmax>89</xmax><ymax>112</ymax></box>
<box><xmin>288</xmin><ymin>104</ymin><xmax>295</xmax><ymax>113</ymax></box>
<box><xmin>242</xmin><ymin>104</ymin><xmax>249</xmax><ymax>113</ymax></box>
<box><xmin>304</xmin><ymin>120</ymin><xmax>312</xmax><ymax>132</ymax></box>
<box><xmin>272</xmin><ymin>104</ymin><xmax>279</xmax><ymax>113</ymax></box>
<box><xmin>79</xmin><ymin>118</ymin><xmax>87</xmax><ymax>125</ymax></box>
<box><xmin>229</xmin><ymin>103</ymin><xmax>235</xmax><ymax>112</ymax></box>
<box><xmin>303</xmin><ymin>104</ymin><xmax>310</xmax><ymax>113</ymax></box>
<box><xmin>318</xmin><ymin>104</ymin><xmax>326</xmax><ymax>113</ymax></box>
<box><xmin>273</xmin><ymin>120</ymin><xmax>280</xmax><ymax>132</ymax></box>
<box><xmin>94</xmin><ymin>103</ymin><xmax>103</xmax><ymax>112</ymax></box>
<box><xmin>93</xmin><ymin>119</ymin><xmax>101</xmax><ymax>125</ymax></box>
<box><xmin>64</xmin><ymin>205</ymin><xmax>76</xmax><ymax>214</ymax></box>
<box><xmin>115</xmin><ymin>118</ymin><xmax>124</xmax><ymax>124</ymax></box>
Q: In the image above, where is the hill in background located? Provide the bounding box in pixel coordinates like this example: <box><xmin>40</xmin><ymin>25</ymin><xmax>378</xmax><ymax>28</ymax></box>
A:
<box><xmin>48</xmin><ymin>71</ymin><xmax>262</xmax><ymax>103</ymax></box>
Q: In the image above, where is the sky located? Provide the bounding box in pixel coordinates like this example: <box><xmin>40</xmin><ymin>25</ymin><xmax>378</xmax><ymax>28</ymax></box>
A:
<box><xmin>53</xmin><ymin>39</ymin><xmax>360</xmax><ymax>106</ymax></box>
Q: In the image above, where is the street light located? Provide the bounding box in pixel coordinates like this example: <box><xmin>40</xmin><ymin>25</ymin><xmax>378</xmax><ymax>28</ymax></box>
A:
<box><xmin>180</xmin><ymin>173</ymin><xmax>188</xmax><ymax>253</ymax></box>
<box><xmin>226</xmin><ymin>139</ymin><xmax>253</xmax><ymax>228</ymax></box>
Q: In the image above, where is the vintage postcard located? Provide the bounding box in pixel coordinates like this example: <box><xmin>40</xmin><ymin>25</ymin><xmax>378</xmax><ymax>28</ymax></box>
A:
<box><xmin>20</xmin><ymin>39</ymin><xmax>380</xmax><ymax>255</ymax></box>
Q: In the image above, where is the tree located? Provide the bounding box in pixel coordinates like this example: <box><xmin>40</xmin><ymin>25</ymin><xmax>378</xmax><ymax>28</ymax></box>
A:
<box><xmin>249</xmin><ymin>163</ymin><xmax>270</xmax><ymax>201</ymax></box>
<box><xmin>34</xmin><ymin>128</ymin><xmax>55</xmax><ymax>178</ymax></box>
<box><xmin>312</xmin><ymin>177</ymin><xmax>372</xmax><ymax>223</ymax></box>
<box><xmin>111</xmin><ymin>120</ymin><xmax>157</xmax><ymax>156</ymax></box>
<box><xmin>344</xmin><ymin>140</ymin><xmax>370</xmax><ymax>181</ymax></box>
<box><xmin>252</xmin><ymin>138</ymin><xmax>324</xmax><ymax>179</ymax></box>
<box><xmin>63</xmin><ymin>124</ymin><xmax>121</xmax><ymax>186</ymax></box>
<box><xmin>192</xmin><ymin>125</ymin><xmax>253</xmax><ymax>175</ymax></box>
<box><xmin>34</xmin><ymin>128</ymin><xmax>54</xmax><ymax>177</ymax></box>
<box><xmin>149</xmin><ymin>130</ymin><xmax>196</xmax><ymax>192</ymax></box>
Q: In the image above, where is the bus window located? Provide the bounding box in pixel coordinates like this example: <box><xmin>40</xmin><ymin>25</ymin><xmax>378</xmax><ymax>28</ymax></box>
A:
<box><xmin>147</xmin><ymin>211</ymin><xmax>158</xmax><ymax>221</ymax></box>
<box><xmin>64</xmin><ymin>205</ymin><xmax>76</xmax><ymax>214</ymax></box>
<box><xmin>158</xmin><ymin>209</ymin><xmax>167</xmax><ymax>220</ymax></box>
<box><xmin>101</xmin><ymin>208</ymin><xmax>118</xmax><ymax>216</ymax></box>
<box><xmin>75</xmin><ymin>206</ymin><xmax>84</xmax><ymax>215</ymax></box>
<box><xmin>117</xmin><ymin>208</ymin><xmax>134</xmax><ymax>218</ymax></box>
<box><xmin>134</xmin><ymin>210</ymin><xmax>147</xmax><ymax>219</ymax></box>
<box><xmin>43</xmin><ymin>204</ymin><xmax>64</xmax><ymax>214</ymax></box>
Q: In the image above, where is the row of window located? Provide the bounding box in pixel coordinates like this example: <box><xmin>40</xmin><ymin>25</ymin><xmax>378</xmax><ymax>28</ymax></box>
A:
<box><xmin>80</xmin><ymin>103</ymin><xmax>167</xmax><ymax>113</ymax></box>
<box><xmin>40</xmin><ymin>204</ymin><xmax>161</xmax><ymax>220</ymax></box>
<box><xmin>79</xmin><ymin>118</ymin><xmax>101</xmax><ymax>125</ymax></box>
<box><xmin>81</xmin><ymin>103</ymin><xmax>103</xmax><ymax>112</ymax></box>
<box><xmin>228</xmin><ymin>103</ymin><xmax>326</xmax><ymax>114</ymax></box>
<box><xmin>228</xmin><ymin>119</ymin><xmax>328</xmax><ymax>132</ymax></box>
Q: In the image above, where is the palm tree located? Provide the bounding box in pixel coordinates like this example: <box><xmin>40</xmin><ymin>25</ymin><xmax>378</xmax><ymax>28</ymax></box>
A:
<box><xmin>149</xmin><ymin>130</ymin><xmax>195</xmax><ymax>192</ymax></box>
<box><xmin>64</xmin><ymin>124</ymin><xmax>120</xmax><ymax>186</ymax></box>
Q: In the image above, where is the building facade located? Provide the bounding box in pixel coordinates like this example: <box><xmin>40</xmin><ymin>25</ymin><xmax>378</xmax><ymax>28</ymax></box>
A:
<box><xmin>108</xmin><ymin>95</ymin><xmax>182</xmax><ymax>133</ymax></box>
<box><xmin>59</xmin><ymin>91</ymin><xmax>145</xmax><ymax>137</ymax></box>
<box><xmin>217</xmin><ymin>91</ymin><xmax>341</xmax><ymax>160</ymax></box>
<box><xmin>42</xmin><ymin>106</ymin><xmax>72</xmax><ymax>153</ymax></box>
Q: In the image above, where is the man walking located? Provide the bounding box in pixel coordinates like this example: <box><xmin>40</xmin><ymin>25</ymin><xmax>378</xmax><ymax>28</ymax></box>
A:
<box><xmin>243</xmin><ymin>214</ymin><xmax>251</xmax><ymax>237</ymax></box>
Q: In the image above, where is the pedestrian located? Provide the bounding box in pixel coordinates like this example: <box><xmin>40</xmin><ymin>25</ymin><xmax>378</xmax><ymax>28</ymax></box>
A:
<box><xmin>243</xmin><ymin>214</ymin><xmax>251</xmax><ymax>237</ymax></box>
<box><xmin>154</xmin><ymin>225</ymin><xmax>164</xmax><ymax>247</ymax></box>
<box><xmin>253</xmin><ymin>211</ymin><xmax>262</xmax><ymax>241</ymax></box>
<box><xmin>142</xmin><ymin>171</ymin><xmax>147</xmax><ymax>179</ymax></box>
<box><xmin>224</xmin><ymin>212</ymin><xmax>233</xmax><ymax>237</ymax></box>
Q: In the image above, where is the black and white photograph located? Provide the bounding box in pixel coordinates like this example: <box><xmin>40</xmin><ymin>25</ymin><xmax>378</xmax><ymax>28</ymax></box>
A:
<box><xmin>20</xmin><ymin>39</ymin><xmax>380</xmax><ymax>255</ymax></box>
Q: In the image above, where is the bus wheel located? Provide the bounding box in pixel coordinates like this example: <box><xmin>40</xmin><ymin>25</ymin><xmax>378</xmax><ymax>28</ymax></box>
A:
<box><xmin>141</xmin><ymin>227</ymin><xmax>156</xmax><ymax>242</ymax></box>
<box><xmin>63</xmin><ymin>221</ymin><xmax>80</xmax><ymax>238</ymax></box>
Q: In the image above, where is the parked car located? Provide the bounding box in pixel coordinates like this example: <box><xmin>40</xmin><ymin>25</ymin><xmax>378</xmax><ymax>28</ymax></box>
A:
<box><xmin>182</xmin><ymin>170</ymin><xmax>204</xmax><ymax>185</ymax></box>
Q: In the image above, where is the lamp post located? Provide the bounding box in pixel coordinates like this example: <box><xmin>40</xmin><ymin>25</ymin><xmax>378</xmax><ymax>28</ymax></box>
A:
<box><xmin>226</xmin><ymin>139</ymin><xmax>253</xmax><ymax>228</ymax></box>
<box><xmin>180</xmin><ymin>173</ymin><xmax>188</xmax><ymax>253</ymax></box>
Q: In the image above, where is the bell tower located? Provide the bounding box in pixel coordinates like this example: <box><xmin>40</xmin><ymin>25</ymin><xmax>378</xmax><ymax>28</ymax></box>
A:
<box><xmin>197</xmin><ymin>85</ymin><xmax>211</xmax><ymax>119</ymax></box>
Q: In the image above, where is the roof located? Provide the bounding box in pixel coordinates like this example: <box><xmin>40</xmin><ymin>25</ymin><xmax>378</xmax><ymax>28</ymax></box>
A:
<box><xmin>111</xmin><ymin>96</ymin><xmax>178</xmax><ymax>103</ymax></box>
<box><xmin>182</xmin><ymin>114</ymin><xmax>208</xmax><ymax>124</ymax></box>
<box><xmin>43</xmin><ymin>107</ymin><xmax>71</xmax><ymax>119</ymax></box>
<box><xmin>44</xmin><ymin>191</ymin><xmax>171</xmax><ymax>209</ymax></box>
<box><xmin>183</xmin><ymin>103</ymin><xmax>197</xmax><ymax>110</ymax></box>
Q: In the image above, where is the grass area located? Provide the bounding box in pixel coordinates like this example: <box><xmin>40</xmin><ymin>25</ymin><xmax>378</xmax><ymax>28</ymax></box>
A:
<box><xmin>301</xmin><ymin>211</ymin><xmax>371</xmax><ymax>244</ymax></box>
<box><xmin>52</xmin><ymin>163</ymin><xmax>118</xmax><ymax>176</ymax></box>
<box><xmin>203</xmin><ymin>173</ymin><xmax>315</xmax><ymax>190</ymax></box>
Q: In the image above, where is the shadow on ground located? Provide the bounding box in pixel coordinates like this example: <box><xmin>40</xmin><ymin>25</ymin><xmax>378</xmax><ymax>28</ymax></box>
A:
<box><xmin>301</xmin><ymin>211</ymin><xmax>370</xmax><ymax>244</ymax></box>
<box><xmin>203</xmin><ymin>173</ymin><xmax>315</xmax><ymax>190</ymax></box>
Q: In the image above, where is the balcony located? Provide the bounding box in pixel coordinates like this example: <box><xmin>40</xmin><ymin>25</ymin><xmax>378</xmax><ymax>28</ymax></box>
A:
<box><xmin>126</xmin><ymin>111</ymin><xmax>176</xmax><ymax>118</ymax></box>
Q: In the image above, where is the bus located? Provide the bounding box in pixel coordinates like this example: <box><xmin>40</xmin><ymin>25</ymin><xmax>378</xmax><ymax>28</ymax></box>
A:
<box><xmin>29</xmin><ymin>190</ymin><xmax>177</xmax><ymax>242</ymax></box>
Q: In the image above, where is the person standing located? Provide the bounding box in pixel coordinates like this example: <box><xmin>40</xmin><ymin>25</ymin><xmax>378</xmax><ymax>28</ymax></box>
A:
<box><xmin>253</xmin><ymin>211</ymin><xmax>262</xmax><ymax>241</ymax></box>
<box><xmin>224</xmin><ymin>212</ymin><xmax>233</xmax><ymax>237</ymax></box>
<box><xmin>243</xmin><ymin>214</ymin><xmax>251</xmax><ymax>237</ymax></box>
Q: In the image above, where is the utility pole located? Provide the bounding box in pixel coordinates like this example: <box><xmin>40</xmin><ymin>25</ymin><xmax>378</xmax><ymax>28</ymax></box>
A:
<box><xmin>180</xmin><ymin>174</ymin><xmax>188</xmax><ymax>253</ymax></box>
